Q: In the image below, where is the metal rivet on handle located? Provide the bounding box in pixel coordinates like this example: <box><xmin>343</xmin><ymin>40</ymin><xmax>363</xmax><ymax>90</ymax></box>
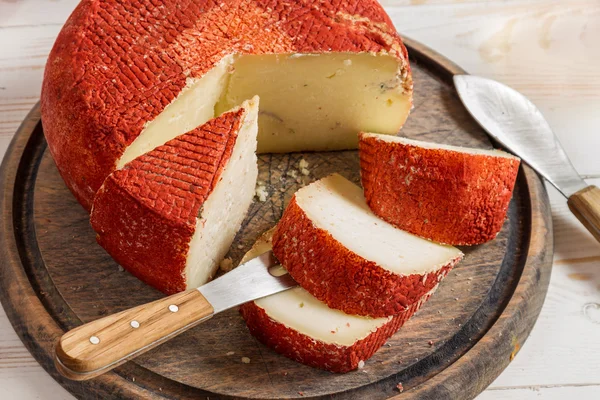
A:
<box><xmin>130</xmin><ymin>320</ymin><xmax>140</xmax><ymax>329</ymax></box>
<box><xmin>89</xmin><ymin>336</ymin><xmax>100</xmax><ymax>345</ymax></box>
<box><xmin>169</xmin><ymin>305</ymin><xmax>179</xmax><ymax>313</ymax></box>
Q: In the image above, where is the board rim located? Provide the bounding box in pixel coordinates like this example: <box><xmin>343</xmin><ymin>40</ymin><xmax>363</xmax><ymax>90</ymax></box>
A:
<box><xmin>0</xmin><ymin>37</ymin><xmax>553</xmax><ymax>400</ymax></box>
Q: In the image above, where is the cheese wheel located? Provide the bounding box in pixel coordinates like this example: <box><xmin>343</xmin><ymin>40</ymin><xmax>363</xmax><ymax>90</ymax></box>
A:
<box><xmin>41</xmin><ymin>0</ymin><xmax>413</xmax><ymax>211</ymax></box>
<box><xmin>272</xmin><ymin>174</ymin><xmax>463</xmax><ymax>317</ymax></box>
<box><xmin>90</xmin><ymin>98</ymin><xmax>259</xmax><ymax>294</ymax></box>
<box><xmin>359</xmin><ymin>132</ymin><xmax>521</xmax><ymax>245</ymax></box>
<box><xmin>239</xmin><ymin>229</ymin><xmax>434</xmax><ymax>373</ymax></box>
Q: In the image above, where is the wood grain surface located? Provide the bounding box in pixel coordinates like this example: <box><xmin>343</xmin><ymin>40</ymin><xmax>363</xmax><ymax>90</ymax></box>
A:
<box><xmin>1</xmin><ymin>1</ymin><xmax>599</xmax><ymax>399</ymax></box>
<box><xmin>0</xmin><ymin>38</ymin><xmax>553</xmax><ymax>399</ymax></box>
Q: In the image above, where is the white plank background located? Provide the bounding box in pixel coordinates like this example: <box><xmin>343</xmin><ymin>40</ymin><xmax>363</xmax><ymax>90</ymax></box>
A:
<box><xmin>1</xmin><ymin>0</ymin><xmax>599</xmax><ymax>399</ymax></box>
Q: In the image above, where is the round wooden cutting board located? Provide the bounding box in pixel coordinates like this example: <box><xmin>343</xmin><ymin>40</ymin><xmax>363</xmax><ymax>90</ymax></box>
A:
<box><xmin>0</xmin><ymin>39</ymin><xmax>553</xmax><ymax>400</ymax></box>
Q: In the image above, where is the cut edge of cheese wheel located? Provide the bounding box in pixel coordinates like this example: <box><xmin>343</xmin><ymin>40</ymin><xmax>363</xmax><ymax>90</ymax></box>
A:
<box><xmin>272</xmin><ymin>174</ymin><xmax>463</xmax><ymax>318</ymax></box>
<box><xmin>90</xmin><ymin>97</ymin><xmax>259</xmax><ymax>294</ymax></box>
<box><xmin>41</xmin><ymin>0</ymin><xmax>413</xmax><ymax>210</ymax></box>
<box><xmin>359</xmin><ymin>132</ymin><xmax>521</xmax><ymax>245</ymax></box>
<box><xmin>239</xmin><ymin>229</ymin><xmax>437</xmax><ymax>373</ymax></box>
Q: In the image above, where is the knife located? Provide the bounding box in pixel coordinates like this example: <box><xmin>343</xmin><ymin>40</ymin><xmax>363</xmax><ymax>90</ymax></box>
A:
<box><xmin>454</xmin><ymin>75</ymin><xmax>600</xmax><ymax>242</ymax></box>
<box><xmin>54</xmin><ymin>251</ymin><xmax>296</xmax><ymax>380</ymax></box>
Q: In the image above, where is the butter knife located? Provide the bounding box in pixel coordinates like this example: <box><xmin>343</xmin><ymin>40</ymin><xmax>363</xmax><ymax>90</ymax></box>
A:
<box><xmin>454</xmin><ymin>75</ymin><xmax>600</xmax><ymax>242</ymax></box>
<box><xmin>54</xmin><ymin>251</ymin><xmax>296</xmax><ymax>380</ymax></box>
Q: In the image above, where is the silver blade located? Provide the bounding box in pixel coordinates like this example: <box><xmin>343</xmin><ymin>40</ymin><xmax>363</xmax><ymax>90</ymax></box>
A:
<box><xmin>198</xmin><ymin>251</ymin><xmax>296</xmax><ymax>313</ymax></box>
<box><xmin>454</xmin><ymin>75</ymin><xmax>586</xmax><ymax>198</ymax></box>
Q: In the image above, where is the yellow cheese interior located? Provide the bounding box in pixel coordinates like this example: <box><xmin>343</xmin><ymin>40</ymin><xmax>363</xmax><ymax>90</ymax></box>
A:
<box><xmin>185</xmin><ymin>97</ymin><xmax>259</xmax><ymax>288</ymax></box>
<box><xmin>255</xmin><ymin>287</ymin><xmax>391</xmax><ymax>346</ymax></box>
<box><xmin>118</xmin><ymin>52</ymin><xmax>410</xmax><ymax>167</ymax></box>
<box><xmin>295</xmin><ymin>174</ymin><xmax>463</xmax><ymax>275</ymax></box>
<box><xmin>216</xmin><ymin>53</ymin><xmax>411</xmax><ymax>153</ymax></box>
<box><xmin>118</xmin><ymin>56</ymin><xmax>234</xmax><ymax>168</ymax></box>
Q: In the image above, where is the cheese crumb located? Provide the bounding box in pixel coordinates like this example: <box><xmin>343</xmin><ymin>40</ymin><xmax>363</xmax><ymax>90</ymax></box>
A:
<box><xmin>286</xmin><ymin>169</ymin><xmax>298</xmax><ymax>179</ymax></box>
<box><xmin>241</xmin><ymin>357</ymin><xmax>251</xmax><ymax>364</ymax></box>
<box><xmin>298</xmin><ymin>159</ymin><xmax>309</xmax><ymax>169</ymax></box>
<box><xmin>226</xmin><ymin>351</ymin><xmax>235</xmax><ymax>356</ymax></box>
<box><xmin>219</xmin><ymin>257</ymin><xmax>234</xmax><ymax>272</ymax></box>
<box><xmin>343</xmin><ymin>59</ymin><xmax>352</xmax><ymax>66</ymax></box>
<box><xmin>357</xmin><ymin>360</ymin><xmax>365</xmax><ymax>369</ymax></box>
<box><xmin>255</xmin><ymin>185</ymin><xmax>268</xmax><ymax>202</ymax></box>
<box><xmin>300</xmin><ymin>168</ymin><xmax>310</xmax><ymax>176</ymax></box>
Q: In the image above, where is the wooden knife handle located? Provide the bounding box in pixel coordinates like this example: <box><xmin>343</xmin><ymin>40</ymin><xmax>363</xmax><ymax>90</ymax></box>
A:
<box><xmin>568</xmin><ymin>185</ymin><xmax>600</xmax><ymax>243</ymax></box>
<box><xmin>55</xmin><ymin>289</ymin><xmax>213</xmax><ymax>380</ymax></box>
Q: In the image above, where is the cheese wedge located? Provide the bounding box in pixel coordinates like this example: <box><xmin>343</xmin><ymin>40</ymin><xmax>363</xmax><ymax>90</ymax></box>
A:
<box><xmin>41</xmin><ymin>0</ymin><xmax>413</xmax><ymax>211</ymax></box>
<box><xmin>359</xmin><ymin>133</ymin><xmax>521</xmax><ymax>245</ymax></box>
<box><xmin>90</xmin><ymin>98</ymin><xmax>259</xmax><ymax>294</ymax></box>
<box><xmin>239</xmin><ymin>229</ymin><xmax>434</xmax><ymax>373</ymax></box>
<box><xmin>272</xmin><ymin>174</ymin><xmax>463</xmax><ymax>317</ymax></box>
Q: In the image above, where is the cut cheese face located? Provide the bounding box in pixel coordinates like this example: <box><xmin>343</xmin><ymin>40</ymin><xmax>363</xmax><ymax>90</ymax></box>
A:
<box><xmin>255</xmin><ymin>287</ymin><xmax>390</xmax><ymax>347</ymax></box>
<box><xmin>359</xmin><ymin>132</ymin><xmax>521</xmax><ymax>245</ymax></box>
<box><xmin>240</xmin><ymin>229</ymin><xmax>427</xmax><ymax>373</ymax></box>
<box><xmin>118</xmin><ymin>57</ymin><xmax>234</xmax><ymax>168</ymax></box>
<box><xmin>295</xmin><ymin>174</ymin><xmax>461</xmax><ymax>276</ymax></box>
<box><xmin>216</xmin><ymin>53</ymin><xmax>410</xmax><ymax>153</ymax></box>
<box><xmin>90</xmin><ymin>98</ymin><xmax>259</xmax><ymax>294</ymax></box>
<box><xmin>273</xmin><ymin>174</ymin><xmax>463</xmax><ymax>317</ymax></box>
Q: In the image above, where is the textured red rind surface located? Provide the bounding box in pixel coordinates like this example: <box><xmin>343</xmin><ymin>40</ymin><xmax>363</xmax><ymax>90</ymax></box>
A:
<box><xmin>240</xmin><ymin>290</ymin><xmax>432</xmax><ymax>373</ymax></box>
<box><xmin>359</xmin><ymin>133</ymin><xmax>521</xmax><ymax>245</ymax></box>
<box><xmin>90</xmin><ymin>109</ymin><xmax>244</xmax><ymax>294</ymax></box>
<box><xmin>272</xmin><ymin>198</ymin><xmax>461</xmax><ymax>318</ymax></box>
<box><xmin>41</xmin><ymin>0</ymin><xmax>412</xmax><ymax>211</ymax></box>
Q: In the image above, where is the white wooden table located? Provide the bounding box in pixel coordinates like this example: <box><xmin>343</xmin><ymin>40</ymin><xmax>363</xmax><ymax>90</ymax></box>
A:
<box><xmin>1</xmin><ymin>1</ymin><xmax>599</xmax><ymax>399</ymax></box>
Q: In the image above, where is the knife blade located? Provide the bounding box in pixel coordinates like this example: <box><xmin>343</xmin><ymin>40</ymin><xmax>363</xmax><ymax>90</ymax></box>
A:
<box><xmin>55</xmin><ymin>250</ymin><xmax>296</xmax><ymax>380</ymax></box>
<box><xmin>454</xmin><ymin>74</ymin><xmax>600</xmax><ymax>242</ymax></box>
<box><xmin>454</xmin><ymin>74</ymin><xmax>586</xmax><ymax>197</ymax></box>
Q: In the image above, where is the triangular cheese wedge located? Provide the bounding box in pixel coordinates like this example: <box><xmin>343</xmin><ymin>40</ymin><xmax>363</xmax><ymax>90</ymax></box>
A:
<box><xmin>90</xmin><ymin>98</ymin><xmax>259</xmax><ymax>294</ymax></box>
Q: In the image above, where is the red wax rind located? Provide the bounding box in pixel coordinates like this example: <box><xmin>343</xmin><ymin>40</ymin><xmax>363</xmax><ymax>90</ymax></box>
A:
<box><xmin>90</xmin><ymin>109</ymin><xmax>243</xmax><ymax>294</ymax></box>
<box><xmin>359</xmin><ymin>133</ymin><xmax>521</xmax><ymax>245</ymax></box>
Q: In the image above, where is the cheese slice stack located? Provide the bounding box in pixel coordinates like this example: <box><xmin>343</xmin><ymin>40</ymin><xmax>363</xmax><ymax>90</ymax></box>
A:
<box><xmin>273</xmin><ymin>174</ymin><xmax>463</xmax><ymax>318</ymax></box>
<box><xmin>239</xmin><ymin>229</ymin><xmax>435</xmax><ymax>373</ymax></box>
<box><xmin>90</xmin><ymin>98</ymin><xmax>259</xmax><ymax>294</ymax></box>
<box><xmin>359</xmin><ymin>133</ymin><xmax>521</xmax><ymax>245</ymax></box>
<box><xmin>41</xmin><ymin>0</ymin><xmax>413</xmax><ymax>211</ymax></box>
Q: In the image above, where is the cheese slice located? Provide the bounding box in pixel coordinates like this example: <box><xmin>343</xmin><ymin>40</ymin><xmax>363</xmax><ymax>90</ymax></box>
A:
<box><xmin>359</xmin><ymin>132</ymin><xmax>521</xmax><ymax>245</ymax></box>
<box><xmin>90</xmin><ymin>98</ymin><xmax>259</xmax><ymax>294</ymax></box>
<box><xmin>273</xmin><ymin>174</ymin><xmax>463</xmax><ymax>317</ymax></box>
<box><xmin>239</xmin><ymin>229</ymin><xmax>431</xmax><ymax>373</ymax></box>
<box><xmin>41</xmin><ymin>0</ymin><xmax>413</xmax><ymax>211</ymax></box>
